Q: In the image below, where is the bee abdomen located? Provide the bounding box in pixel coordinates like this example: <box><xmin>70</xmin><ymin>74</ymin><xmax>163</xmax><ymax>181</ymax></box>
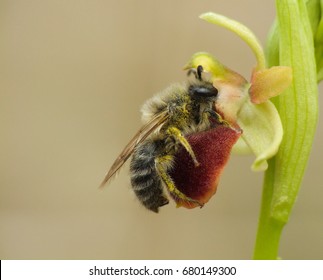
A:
<box><xmin>130</xmin><ymin>141</ymin><xmax>169</xmax><ymax>213</ymax></box>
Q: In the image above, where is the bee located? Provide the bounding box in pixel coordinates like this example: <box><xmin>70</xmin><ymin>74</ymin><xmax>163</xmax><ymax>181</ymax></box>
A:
<box><xmin>101</xmin><ymin>65</ymin><xmax>224</xmax><ymax>213</ymax></box>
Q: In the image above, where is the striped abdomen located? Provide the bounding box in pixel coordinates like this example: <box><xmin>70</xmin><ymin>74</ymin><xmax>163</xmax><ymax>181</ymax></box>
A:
<box><xmin>130</xmin><ymin>139</ymin><xmax>169</xmax><ymax>213</ymax></box>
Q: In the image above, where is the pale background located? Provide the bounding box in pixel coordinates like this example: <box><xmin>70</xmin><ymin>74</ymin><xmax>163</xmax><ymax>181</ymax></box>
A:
<box><xmin>1</xmin><ymin>0</ymin><xmax>322</xmax><ymax>259</ymax></box>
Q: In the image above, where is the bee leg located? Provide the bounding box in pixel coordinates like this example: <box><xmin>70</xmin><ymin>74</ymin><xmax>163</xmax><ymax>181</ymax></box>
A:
<box><xmin>204</xmin><ymin>108</ymin><xmax>230</xmax><ymax>126</ymax></box>
<box><xmin>155</xmin><ymin>155</ymin><xmax>203</xmax><ymax>208</ymax></box>
<box><xmin>166</xmin><ymin>126</ymin><xmax>200</xmax><ymax>167</ymax></box>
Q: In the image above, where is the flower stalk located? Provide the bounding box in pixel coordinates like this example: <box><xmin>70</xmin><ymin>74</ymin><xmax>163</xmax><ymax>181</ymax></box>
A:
<box><xmin>253</xmin><ymin>0</ymin><xmax>319</xmax><ymax>259</ymax></box>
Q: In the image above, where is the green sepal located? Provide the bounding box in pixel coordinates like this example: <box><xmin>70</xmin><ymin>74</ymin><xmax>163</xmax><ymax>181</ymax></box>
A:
<box><xmin>200</xmin><ymin>12</ymin><xmax>266</xmax><ymax>70</ymax></box>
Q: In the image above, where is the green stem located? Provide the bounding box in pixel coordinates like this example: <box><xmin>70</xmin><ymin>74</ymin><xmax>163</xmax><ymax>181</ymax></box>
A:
<box><xmin>253</xmin><ymin>160</ymin><xmax>284</xmax><ymax>259</ymax></box>
<box><xmin>253</xmin><ymin>0</ymin><xmax>319</xmax><ymax>259</ymax></box>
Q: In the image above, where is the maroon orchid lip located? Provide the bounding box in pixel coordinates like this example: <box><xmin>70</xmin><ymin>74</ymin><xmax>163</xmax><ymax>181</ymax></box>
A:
<box><xmin>169</xmin><ymin>125</ymin><xmax>242</xmax><ymax>209</ymax></box>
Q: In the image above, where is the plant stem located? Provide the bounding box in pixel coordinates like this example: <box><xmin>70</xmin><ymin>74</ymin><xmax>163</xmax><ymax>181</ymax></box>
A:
<box><xmin>253</xmin><ymin>0</ymin><xmax>319</xmax><ymax>260</ymax></box>
<box><xmin>253</xmin><ymin>160</ymin><xmax>284</xmax><ymax>259</ymax></box>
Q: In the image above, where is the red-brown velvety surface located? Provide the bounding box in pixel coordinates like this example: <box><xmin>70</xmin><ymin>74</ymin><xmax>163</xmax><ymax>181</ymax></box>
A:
<box><xmin>169</xmin><ymin>125</ymin><xmax>241</xmax><ymax>208</ymax></box>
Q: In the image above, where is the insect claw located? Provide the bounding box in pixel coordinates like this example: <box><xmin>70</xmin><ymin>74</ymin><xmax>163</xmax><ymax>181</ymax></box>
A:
<box><xmin>192</xmin><ymin>158</ymin><xmax>200</xmax><ymax>167</ymax></box>
<box><xmin>184</xmin><ymin>197</ymin><xmax>204</xmax><ymax>208</ymax></box>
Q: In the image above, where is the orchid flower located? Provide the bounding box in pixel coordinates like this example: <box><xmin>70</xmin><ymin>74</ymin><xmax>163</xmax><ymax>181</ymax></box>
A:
<box><xmin>172</xmin><ymin>0</ymin><xmax>321</xmax><ymax>260</ymax></box>
<box><xmin>171</xmin><ymin>12</ymin><xmax>292</xmax><ymax>208</ymax></box>
<box><xmin>184</xmin><ymin>14</ymin><xmax>292</xmax><ymax>172</ymax></box>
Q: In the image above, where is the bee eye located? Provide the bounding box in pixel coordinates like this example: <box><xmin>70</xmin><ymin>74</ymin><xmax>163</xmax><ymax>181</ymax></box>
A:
<box><xmin>190</xmin><ymin>85</ymin><xmax>218</xmax><ymax>97</ymax></box>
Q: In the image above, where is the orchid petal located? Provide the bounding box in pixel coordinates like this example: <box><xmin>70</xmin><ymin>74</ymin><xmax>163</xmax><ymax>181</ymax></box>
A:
<box><xmin>250</xmin><ymin>66</ymin><xmax>293</xmax><ymax>104</ymax></box>
<box><xmin>170</xmin><ymin>126</ymin><xmax>241</xmax><ymax>208</ymax></box>
<box><xmin>232</xmin><ymin>138</ymin><xmax>252</xmax><ymax>155</ymax></box>
<box><xmin>237</xmin><ymin>99</ymin><xmax>283</xmax><ymax>171</ymax></box>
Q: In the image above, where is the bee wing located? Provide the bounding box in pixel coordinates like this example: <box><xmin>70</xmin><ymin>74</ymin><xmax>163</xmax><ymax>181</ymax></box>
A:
<box><xmin>100</xmin><ymin>111</ymin><xmax>168</xmax><ymax>187</ymax></box>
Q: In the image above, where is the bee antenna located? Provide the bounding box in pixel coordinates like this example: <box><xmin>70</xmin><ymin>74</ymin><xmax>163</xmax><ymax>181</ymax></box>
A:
<box><xmin>187</xmin><ymin>68</ymin><xmax>197</xmax><ymax>79</ymax></box>
<box><xmin>197</xmin><ymin>65</ymin><xmax>203</xmax><ymax>81</ymax></box>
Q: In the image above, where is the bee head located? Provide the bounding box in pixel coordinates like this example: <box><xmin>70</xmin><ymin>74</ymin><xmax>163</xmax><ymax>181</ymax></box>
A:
<box><xmin>189</xmin><ymin>83</ymin><xmax>218</xmax><ymax>98</ymax></box>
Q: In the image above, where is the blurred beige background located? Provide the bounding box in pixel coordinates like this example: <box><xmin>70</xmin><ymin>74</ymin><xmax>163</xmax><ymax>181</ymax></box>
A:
<box><xmin>1</xmin><ymin>0</ymin><xmax>322</xmax><ymax>259</ymax></box>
